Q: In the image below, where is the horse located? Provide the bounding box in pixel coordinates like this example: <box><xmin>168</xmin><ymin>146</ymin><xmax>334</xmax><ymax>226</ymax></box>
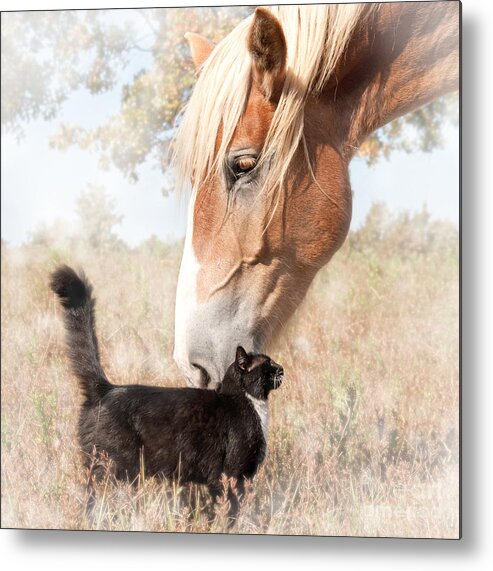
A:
<box><xmin>172</xmin><ymin>3</ymin><xmax>459</xmax><ymax>388</ymax></box>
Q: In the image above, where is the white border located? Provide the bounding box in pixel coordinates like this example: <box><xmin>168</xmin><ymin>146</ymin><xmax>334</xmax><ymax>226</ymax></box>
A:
<box><xmin>2</xmin><ymin>0</ymin><xmax>492</xmax><ymax>569</ymax></box>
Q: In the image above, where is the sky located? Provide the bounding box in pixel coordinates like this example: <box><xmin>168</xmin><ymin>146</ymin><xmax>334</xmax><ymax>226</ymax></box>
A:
<box><xmin>1</xmin><ymin>8</ymin><xmax>459</xmax><ymax>248</ymax></box>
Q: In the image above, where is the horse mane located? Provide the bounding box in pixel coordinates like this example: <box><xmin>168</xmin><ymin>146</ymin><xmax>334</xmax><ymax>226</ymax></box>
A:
<box><xmin>173</xmin><ymin>4</ymin><xmax>366</xmax><ymax>197</ymax></box>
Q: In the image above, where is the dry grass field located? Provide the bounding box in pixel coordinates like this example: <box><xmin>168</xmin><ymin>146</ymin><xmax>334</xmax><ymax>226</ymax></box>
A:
<box><xmin>1</xmin><ymin>204</ymin><xmax>459</xmax><ymax>537</ymax></box>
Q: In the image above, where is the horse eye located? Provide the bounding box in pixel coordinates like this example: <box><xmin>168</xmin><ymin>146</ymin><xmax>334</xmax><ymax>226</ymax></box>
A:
<box><xmin>233</xmin><ymin>156</ymin><xmax>257</xmax><ymax>178</ymax></box>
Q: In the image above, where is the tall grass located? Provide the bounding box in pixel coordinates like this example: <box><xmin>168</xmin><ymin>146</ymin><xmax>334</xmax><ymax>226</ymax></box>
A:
<box><xmin>0</xmin><ymin>204</ymin><xmax>459</xmax><ymax>537</ymax></box>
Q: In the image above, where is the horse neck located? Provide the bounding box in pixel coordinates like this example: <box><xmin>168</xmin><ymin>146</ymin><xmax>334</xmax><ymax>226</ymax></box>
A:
<box><xmin>317</xmin><ymin>2</ymin><xmax>459</xmax><ymax>156</ymax></box>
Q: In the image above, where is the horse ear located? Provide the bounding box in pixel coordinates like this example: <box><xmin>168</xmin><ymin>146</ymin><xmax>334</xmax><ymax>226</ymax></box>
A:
<box><xmin>247</xmin><ymin>7</ymin><xmax>287</xmax><ymax>101</ymax></box>
<box><xmin>236</xmin><ymin>346</ymin><xmax>249</xmax><ymax>371</ymax></box>
<box><xmin>185</xmin><ymin>32</ymin><xmax>215</xmax><ymax>70</ymax></box>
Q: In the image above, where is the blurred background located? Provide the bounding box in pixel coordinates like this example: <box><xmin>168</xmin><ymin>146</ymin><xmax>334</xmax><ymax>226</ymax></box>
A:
<box><xmin>1</xmin><ymin>7</ymin><xmax>459</xmax><ymax>250</ymax></box>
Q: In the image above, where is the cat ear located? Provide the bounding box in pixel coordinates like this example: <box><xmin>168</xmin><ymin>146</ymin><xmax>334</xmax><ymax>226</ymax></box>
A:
<box><xmin>236</xmin><ymin>346</ymin><xmax>249</xmax><ymax>371</ymax></box>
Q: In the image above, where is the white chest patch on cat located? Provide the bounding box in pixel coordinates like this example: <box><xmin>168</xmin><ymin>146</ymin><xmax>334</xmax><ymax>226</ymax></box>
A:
<box><xmin>246</xmin><ymin>393</ymin><xmax>269</xmax><ymax>445</ymax></box>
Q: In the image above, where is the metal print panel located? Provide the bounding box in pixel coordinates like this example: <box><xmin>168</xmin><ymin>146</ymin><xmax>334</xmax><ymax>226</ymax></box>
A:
<box><xmin>1</xmin><ymin>2</ymin><xmax>460</xmax><ymax>537</ymax></box>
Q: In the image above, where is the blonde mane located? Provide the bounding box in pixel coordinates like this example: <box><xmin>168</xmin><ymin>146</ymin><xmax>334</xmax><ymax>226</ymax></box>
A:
<box><xmin>173</xmin><ymin>4</ymin><xmax>365</xmax><ymax>197</ymax></box>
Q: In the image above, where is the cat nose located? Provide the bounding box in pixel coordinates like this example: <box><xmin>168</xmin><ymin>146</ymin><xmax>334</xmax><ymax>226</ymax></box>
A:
<box><xmin>274</xmin><ymin>365</ymin><xmax>284</xmax><ymax>378</ymax></box>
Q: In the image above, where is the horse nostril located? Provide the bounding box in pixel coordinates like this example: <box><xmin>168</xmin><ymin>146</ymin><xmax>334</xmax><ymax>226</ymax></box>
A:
<box><xmin>191</xmin><ymin>363</ymin><xmax>211</xmax><ymax>388</ymax></box>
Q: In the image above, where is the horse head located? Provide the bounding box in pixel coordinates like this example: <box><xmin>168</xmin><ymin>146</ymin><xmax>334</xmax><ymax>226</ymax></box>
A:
<box><xmin>172</xmin><ymin>5</ymin><xmax>458</xmax><ymax>387</ymax></box>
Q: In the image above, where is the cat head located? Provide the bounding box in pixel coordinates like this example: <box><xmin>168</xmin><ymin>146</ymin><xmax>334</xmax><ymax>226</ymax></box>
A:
<box><xmin>219</xmin><ymin>346</ymin><xmax>284</xmax><ymax>400</ymax></box>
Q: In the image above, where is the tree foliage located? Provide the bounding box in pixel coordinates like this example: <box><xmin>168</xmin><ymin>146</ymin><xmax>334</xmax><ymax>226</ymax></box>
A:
<box><xmin>2</xmin><ymin>8</ymin><xmax>458</xmax><ymax>188</ymax></box>
<box><xmin>75</xmin><ymin>183</ymin><xmax>124</xmax><ymax>249</ymax></box>
<box><xmin>2</xmin><ymin>11</ymin><xmax>132</xmax><ymax>133</ymax></box>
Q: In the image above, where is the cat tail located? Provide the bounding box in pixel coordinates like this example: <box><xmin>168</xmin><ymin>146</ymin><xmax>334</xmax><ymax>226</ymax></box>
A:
<box><xmin>50</xmin><ymin>265</ymin><xmax>112</xmax><ymax>404</ymax></box>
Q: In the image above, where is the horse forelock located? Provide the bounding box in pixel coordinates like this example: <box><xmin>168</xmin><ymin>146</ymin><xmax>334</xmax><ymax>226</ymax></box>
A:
<box><xmin>172</xmin><ymin>4</ymin><xmax>366</xmax><ymax>201</ymax></box>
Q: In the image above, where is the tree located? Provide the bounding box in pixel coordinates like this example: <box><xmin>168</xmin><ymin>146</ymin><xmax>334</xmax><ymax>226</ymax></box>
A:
<box><xmin>27</xmin><ymin>183</ymin><xmax>124</xmax><ymax>250</ymax></box>
<box><xmin>348</xmin><ymin>202</ymin><xmax>459</xmax><ymax>259</ymax></box>
<box><xmin>2</xmin><ymin>8</ymin><xmax>252</xmax><ymax>188</ymax></box>
<box><xmin>1</xmin><ymin>11</ymin><xmax>133</xmax><ymax>135</ymax></box>
<box><xmin>75</xmin><ymin>183</ymin><xmax>124</xmax><ymax>249</ymax></box>
<box><xmin>2</xmin><ymin>8</ymin><xmax>458</xmax><ymax>187</ymax></box>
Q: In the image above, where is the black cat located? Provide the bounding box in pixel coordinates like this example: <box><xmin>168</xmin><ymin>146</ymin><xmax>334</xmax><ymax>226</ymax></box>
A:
<box><xmin>50</xmin><ymin>265</ymin><xmax>283</xmax><ymax>522</ymax></box>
